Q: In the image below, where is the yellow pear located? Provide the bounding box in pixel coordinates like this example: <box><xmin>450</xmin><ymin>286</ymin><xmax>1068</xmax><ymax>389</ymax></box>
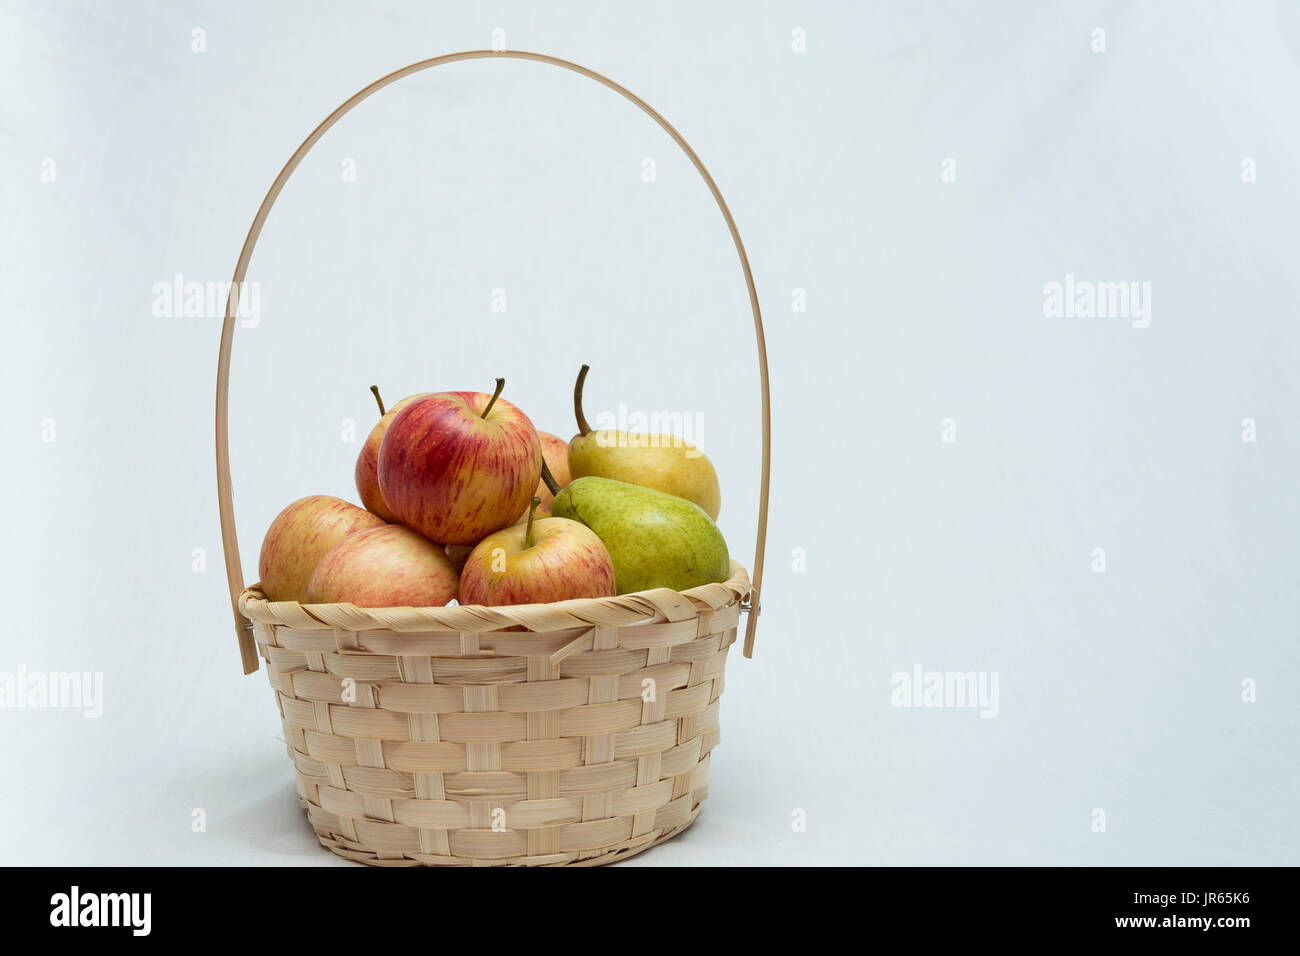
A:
<box><xmin>566</xmin><ymin>365</ymin><xmax>721</xmax><ymax>520</ymax></box>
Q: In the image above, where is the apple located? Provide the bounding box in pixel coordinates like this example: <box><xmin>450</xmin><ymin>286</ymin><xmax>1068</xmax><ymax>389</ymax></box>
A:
<box><xmin>355</xmin><ymin>386</ymin><xmax>429</xmax><ymax>522</ymax></box>
<box><xmin>535</xmin><ymin>430</ymin><xmax>571</xmax><ymax>510</ymax></box>
<box><xmin>378</xmin><ymin>378</ymin><xmax>542</xmax><ymax>545</ymax></box>
<box><xmin>258</xmin><ymin>495</ymin><xmax>386</xmax><ymax>602</ymax></box>
<box><xmin>307</xmin><ymin>524</ymin><xmax>458</xmax><ymax>607</ymax></box>
<box><xmin>512</xmin><ymin>430</ymin><xmax>570</xmax><ymax>522</ymax></box>
<box><xmin>458</xmin><ymin>498</ymin><xmax>616</xmax><ymax>606</ymax></box>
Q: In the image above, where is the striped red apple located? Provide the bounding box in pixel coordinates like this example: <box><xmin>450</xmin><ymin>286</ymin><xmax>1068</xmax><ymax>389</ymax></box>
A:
<box><xmin>257</xmin><ymin>495</ymin><xmax>385</xmax><ymax>602</ymax></box>
<box><xmin>459</xmin><ymin>498</ymin><xmax>616</xmax><ymax>606</ymax></box>
<box><xmin>378</xmin><ymin>379</ymin><xmax>541</xmax><ymax>546</ymax></box>
<box><xmin>512</xmin><ymin>430</ymin><xmax>570</xmax><ymax>521</ymax></box>
<box><xmin>307</xmin><ymin>524</ymin><xmax>457</xmax><ymax>607</ymax></box>
<box><xmin>354</xmin><ymin>386</ymin><xmax>429</xmax><ymax>522</ymax></box>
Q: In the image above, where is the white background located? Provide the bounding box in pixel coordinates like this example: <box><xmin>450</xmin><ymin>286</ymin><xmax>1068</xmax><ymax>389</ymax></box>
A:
<box><xmin>2</xmin><ymin>0</ymin><xmax>1298</xmax><ymax>865</ymax></box>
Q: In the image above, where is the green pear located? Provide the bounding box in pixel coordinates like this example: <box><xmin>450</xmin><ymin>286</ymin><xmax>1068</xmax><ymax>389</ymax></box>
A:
<box><xmin>550</xmin><ymin>476</ymin><xmax>729</xmax><ymax>595</ymax></box>
<box><xmin>567</xmin><ymin>365</ymin><xmax>721</xmax><ymax>520</ymax></box>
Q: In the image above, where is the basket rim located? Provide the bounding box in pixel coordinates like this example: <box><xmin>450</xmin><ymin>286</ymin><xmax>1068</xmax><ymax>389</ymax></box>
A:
<box><xmin>239</xmin><ymin>561</ymin><xmax>750</xmax><ymax>634</ymax></box>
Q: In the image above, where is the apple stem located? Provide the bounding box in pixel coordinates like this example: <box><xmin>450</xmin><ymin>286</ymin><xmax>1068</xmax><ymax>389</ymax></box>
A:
<box><xmin>540</xmin><ymin>458</ymin><xmax>561</xmax><ymax>496</ymax></box>
<box><xmin>481</xmin><ymin>377</ymin><xmax>506</xmax><ymax>419</ymax></box>
<box><xmin>369</xmin><ymin>385</ymin><xmax>385</xmax><ymax>416</ymax></box>
<box><xmin>574</xmin><ymin>364</ymin><xmax>593</xmax><ymax>437</ymax></box>
<box><xmin>524</xmin><ymin>496</ymin><xmax>541</xmax><ymax>548</ymax></box>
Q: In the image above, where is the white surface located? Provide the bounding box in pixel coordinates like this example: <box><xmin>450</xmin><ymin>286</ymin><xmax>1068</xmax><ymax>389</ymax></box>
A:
<box><xmin>1</xmin><ymin>0</ymin><xmax>1298</xmax><ymax>865</ymax></box>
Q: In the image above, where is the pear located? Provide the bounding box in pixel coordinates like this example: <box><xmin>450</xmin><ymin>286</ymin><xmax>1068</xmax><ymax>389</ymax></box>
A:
<box><xmin>567</xmin><ymin>365</ymin><xmax>721</xmax><ymax>520</ymax></box>
<box><xmin>550</xmin><ymin>476</ymin><xmax>729</xmax><ymax>595</ymax></box>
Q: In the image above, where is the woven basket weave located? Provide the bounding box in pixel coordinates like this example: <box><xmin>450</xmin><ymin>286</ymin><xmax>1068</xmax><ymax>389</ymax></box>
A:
<box><xmin>215</xmin><ymin>51</ymin><xmax>771</xmax><ymax>866</ymax></box>
<box><xmin>240</xmin><ymin>565</ymin><xmax>749</xmax><ymax>865</ymax></box>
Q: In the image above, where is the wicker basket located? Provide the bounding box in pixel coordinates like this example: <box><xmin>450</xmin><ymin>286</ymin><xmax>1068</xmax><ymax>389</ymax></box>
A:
<box><xmin>215</xmin><ymin>51</ymin><xmax>771</xmax><ymax>866</ymax></box>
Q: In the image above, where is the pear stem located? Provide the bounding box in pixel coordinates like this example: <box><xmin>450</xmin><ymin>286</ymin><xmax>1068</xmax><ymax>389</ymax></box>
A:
<box><xmin>574</xmin><ymin>364</ymin><xmax>593</xmax><ymax>437</ymax></box>
<box><xmin>540</xmin><ymin>458</ymin><xmax>561</xmax><ymax>497</ymax></box>
<box><xmin>370</xmin><ymin>385</ymin><xmax>385</xmax><ymax>416</ymax></box>
<box><xmin>481</xmin><ymin>377</ymin><xmax>506</xmax><ymax>419</ymax></box>
<box><xmin>524</xmin><ymin>497</ymin><xmax>541</xmax><ymax>548</ymax></box>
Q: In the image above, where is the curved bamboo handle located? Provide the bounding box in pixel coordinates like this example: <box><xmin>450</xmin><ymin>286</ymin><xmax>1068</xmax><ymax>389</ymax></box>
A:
<box><xmin>216</xmin><ymin>50</ymin><xmax>771</xmax><ymax>674</ymax></box>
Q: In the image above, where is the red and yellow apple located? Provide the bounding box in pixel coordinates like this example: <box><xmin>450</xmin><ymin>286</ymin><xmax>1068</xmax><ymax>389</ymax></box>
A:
<box><xmin>307</xmin><ymin>524</ymin><xmax>458</xmax><ymax>607</ymax></box>
<box><xmin>458</xmin><ymin>499</ymin><xmax>616</xmax><ymax>606</ymax></box>
<box><xmin>355</xmin><ymin>387</ymin><xmax>429</xmax><ymax>522</ymax></box>
<box><xmin>513</xmin><ymin>430</ymin><xmax>570</xmax><ymax>522</ymax></box>
<box><xmin>257</xmin><ymin>495</ymin><xmax>386</xmax><ymax>602</ymax></box>
<box><xmin>378</xmin><ymin>379</ymin><xmax>542</xmax><ymax>545</ymax></box>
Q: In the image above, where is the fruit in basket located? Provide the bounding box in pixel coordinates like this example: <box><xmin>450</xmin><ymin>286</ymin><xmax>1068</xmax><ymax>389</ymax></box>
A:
<box><xmin>567</xmin><ymin>365</ymin><xmax>721</xmax><ymax>519</ymax></box>
<box><xmin>512</xmin><ymin>431</ymin><xmax>570</xmax><ymax>521</ymax></box>
<box><xmin>378</xmin><ymin>378</ymin><xmax>543</xmax><ymax>545</ymax></box>
<box><xmin>549</xmin><ymin>476</ymin><xmax>729</xmax><ymax>594</ymax></box>
<box><xmin>257</xmin><ymin>495</ymin><xmax>386</xmax><ymax>602</ymax></box>
<box><xmin>355</xmin><ymin>386</ymin><xmax>429</xmax><ymax>522</ymax></box>
<box><xmin>307</xmin><ymin>524</ymin><xmax>458</xmax><ymax>607</ymax></box>
<box><xmin>458</xmin><ymin>497</ymin><xmax>616</xmax><ymax>606</ymax></box>
<box><xmin>536</xmin><ymin>431</ymin><xmax>571</xmax><ymax>509</ymax></box>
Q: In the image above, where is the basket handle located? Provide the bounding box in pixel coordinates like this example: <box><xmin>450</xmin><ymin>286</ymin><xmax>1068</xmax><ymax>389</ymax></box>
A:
<box><xmin>216</xmin><ymin>50</ymin><xmax>771</xmax><ymax>674</ymax></box>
